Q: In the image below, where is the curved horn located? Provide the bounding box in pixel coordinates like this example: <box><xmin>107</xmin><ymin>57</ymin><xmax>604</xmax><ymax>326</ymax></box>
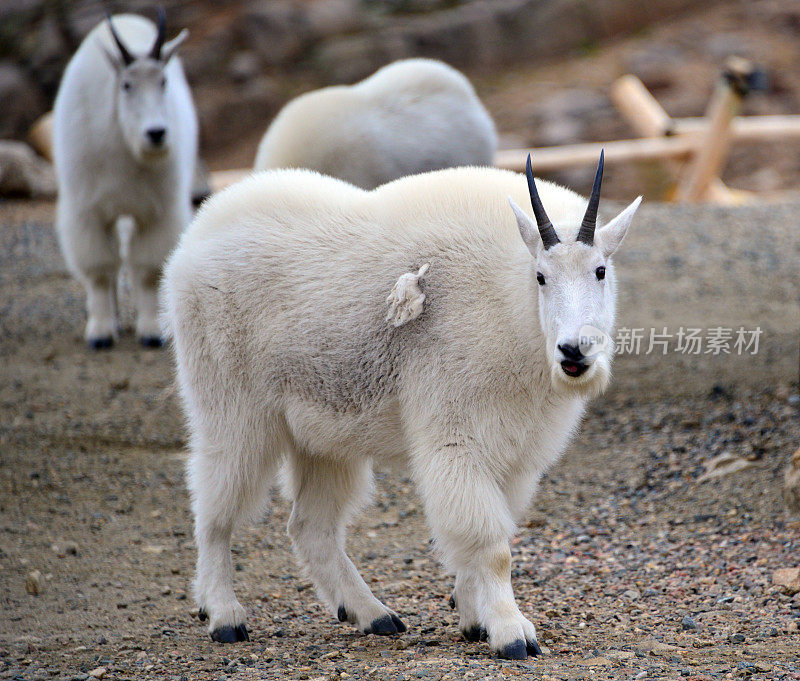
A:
<box><xmin>106</xmin><ymin>13</ymin><xmax>134</xmax><ymax>66</ymax></box>
<box><xmin>577</xmin><ymin>149</ymin><xmax>604</xmax><ymax>246</ymax></box>
<box><xmin>149</xmin><ymin>6</ymin><xmax>166</xmax><ymax>60</ymax></box>
<box><xmin>525</xmin><ymin>154</ymin><xmax>560</xmax><ymax>250</ymax></box>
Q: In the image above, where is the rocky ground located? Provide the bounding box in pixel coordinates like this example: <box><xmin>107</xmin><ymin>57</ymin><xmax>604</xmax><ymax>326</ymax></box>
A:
<box><xmin>1</xmin><ymin>200</ymin><xmax>799</xmax><ymax>681</ymax></box>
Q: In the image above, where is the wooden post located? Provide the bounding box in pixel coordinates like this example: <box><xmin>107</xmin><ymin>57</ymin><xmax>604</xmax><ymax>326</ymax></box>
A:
<box><xmin>610</xmin><ymin>75</ymin><xmax>674</xmax><ymax>137</ymax></box>
<box><xmin>675</xmin><ymin>57</ymin><xmax>756</xmax><ymax>202</ymax></box>
<box><xmin>495</xmin><ymin>135</ymin><xmax>697</xmax><ymax>174</ymax></box>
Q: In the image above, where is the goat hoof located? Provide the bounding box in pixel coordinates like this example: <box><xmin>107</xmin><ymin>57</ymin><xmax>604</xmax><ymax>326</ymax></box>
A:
<box><xmin>88</xmin><ymin>336</ymin><xmax>113</xmax><ymax>350</ymax></box>
<box><xmin>462</xmin><ymin>626</ymin><xmax>487</xmax><ymax>642</ymax></box>
<box><xmin>210</xmin><ymin>623</ymin><xmax>249</xmax><ymax>643</ymax></box>
<box><xmin>449</xmin><ymin>594</ymin><xmax>456</xmax><ymax>610</ymax></box>
<box><xmin>365</xmin><ymin>613</ymin><xmax>406</xmax><ymax>635</ymax></box>
<box><xmin>527</xmin><ymin>638</ymin><xmax>542</xmax><ymax>657</ymax></box>
<box><xmin>337</xmin><ymin>606</ymin><xmax>348</xmax><ymax>622</ymax></box>
<box><xmin>139</xmin><ymin>335</ymin><xmax>164</xmax><ymax>348</ymax></box>
<box><xmin>198</xmin><ymin>608</ymin><xmax>208</xmax><ymax>622</ymax></box>
<box><xmin>498</xmin><ymin>639</ymin><xmax>528</xmax><ymax>660</ymax></box>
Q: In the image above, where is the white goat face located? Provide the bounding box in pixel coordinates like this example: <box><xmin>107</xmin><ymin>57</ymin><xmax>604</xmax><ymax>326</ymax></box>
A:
<box><xmin>509</xmin><ymin>153</ymin><xmax>641</xmax><ymax>397</ymax></box>
<box><xmin>115</xmin><ymin>59</ymin><xmax>171</xmax><ymax>160</ymax></box>
<box><xmin>102</xmin><ymin>13</ymin><xmax>188</xmax><ymax>162</ymax></box>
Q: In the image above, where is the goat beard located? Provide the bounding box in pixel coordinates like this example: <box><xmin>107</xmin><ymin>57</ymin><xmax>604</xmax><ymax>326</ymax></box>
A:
<box><xmin>549</xmin><ymin>352</ymin><xmax>612</xmax><ymax>399</ymax></box>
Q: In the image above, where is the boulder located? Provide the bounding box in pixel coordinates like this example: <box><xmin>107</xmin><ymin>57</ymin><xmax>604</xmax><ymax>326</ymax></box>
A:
<box><xmin>0</xmin><ymin>140</ymin><xmax>56</xmax><ymax>198</ymax></box>
<box><xmin>783</xmin><ymin>448</ymin><xmax>800</xmax><ymax>514</ymax></box>
<box><xmin>0</xmin><ymin>62</ymin><xmax>46</xmax><ymax>139</ymax></box>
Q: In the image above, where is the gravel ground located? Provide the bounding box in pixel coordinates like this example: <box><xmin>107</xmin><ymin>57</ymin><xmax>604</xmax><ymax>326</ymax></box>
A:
<box><xmin>1</xmin><ymin>201</ymin><xmax>799</xmax><ymax>681</ymax></box>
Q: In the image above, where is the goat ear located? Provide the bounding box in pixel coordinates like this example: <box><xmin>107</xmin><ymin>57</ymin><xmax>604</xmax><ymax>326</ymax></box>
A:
<box><xmin>160</xmin><ymin>28</ymin><xmax>188</xmax><ymax>63</ymax></box>
<box><xmin>596</xmin><ymin>196</ymin><xmax>641</xmax><ymax>257</ymax></box>
<box><xmin>101</xmin><ymin>45</ymin><xmax>124</xmax><ymax>72</ymax></box>
<box><xmin>508</xmin><ymin>196</ymin><xmax>540</xmax><ymax>255</ymax></box>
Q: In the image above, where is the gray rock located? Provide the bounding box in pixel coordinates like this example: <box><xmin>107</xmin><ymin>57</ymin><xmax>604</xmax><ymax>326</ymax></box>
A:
<box><xmin>237</xmin><ymin>0</ymin><xmax>311</xmax><ymax>67</ymax></box>
<box><xmin>783</xmin><ymin>449</ymin><xmax>800</xmax><ymax>514</ymax></box>
<box><xmin>0</xmin><ymin>63</ymin><xmax>46</xmax><ymax>139</ymax></box>
<box><xmin>228</xmin><ymin>51</ymin><xmax>261</xmax><ymax>83</ymax></box>
<box><xmin>0</xmin><ymin>140</ymin><xmax>56</xmax><ymax>198</ymax></box>
<box><xmin>306</xmin><ymin>0</ymin><xmax>363</xmax><ymax>39</ymax></box>
<box><xmin>681</xmin><ymin>615</ymin><xmax>697</xmax><ymax>630</ymax></box>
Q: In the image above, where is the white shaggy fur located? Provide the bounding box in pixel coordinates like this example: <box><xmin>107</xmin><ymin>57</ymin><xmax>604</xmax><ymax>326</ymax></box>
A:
<box><xmin>53</xmin><ymin>13</ymin><xmax>197</xmax><ymax>346</ymax></box>
<box><xmin>253</xmin><ymin>59</ymin><xmax>497</xmax><ymax>189</ymax></box>
<box><xmin>160</xmin><ymin>166</ymin><xmax>640</xmax><ymax>656</ymax></box>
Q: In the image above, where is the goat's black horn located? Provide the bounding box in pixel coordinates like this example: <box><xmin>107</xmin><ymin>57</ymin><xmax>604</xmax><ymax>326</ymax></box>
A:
<box><xmin>577</xmin><ymin>149</ymin><xmax>604</xmax><ymax>246</ymax></box>
<box><xmin>106</xmin><ymin>13</ymin><xmax>134</xmax><ymax>66</ymax></box>
<box><xmin>149</xmin><ymin>6</ymin><xmax>166</xmax><ymax>60</ymax></box>
<box><xmin>525</xmin><ymin>154</ymin><xmax>560</xmax><ymax>250</ymax></box>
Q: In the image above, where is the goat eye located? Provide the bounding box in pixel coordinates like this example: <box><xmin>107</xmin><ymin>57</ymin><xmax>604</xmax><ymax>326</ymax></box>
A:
<box><xmin>122</xmin><ymin>81</ymin><xmax>131</xmax><ymax>91</ymax></box>
<box><xmin>596</xmin><ymin>265</ymin><xmax>606</xmax><ymax>280</ymax></box>
<box><xmin>536</xmin><ymin>272</ymin><xmax>546</xmax><ymax>286</ymax></box>
<box><xmin>160</xmin><ymin>77</ymin><xmax>166</xmax><ymax>88</ymax></box>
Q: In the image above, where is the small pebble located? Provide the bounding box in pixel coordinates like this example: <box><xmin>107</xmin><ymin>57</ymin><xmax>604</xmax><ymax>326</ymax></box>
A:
<box><xmin>26</xmin><ymin>570</ymin><xmax>44</xmax><ymax>595</ymax></box>
<box><xmin>681</xmin><ymin>615</ymin><xmax>698</xmax><ymax>630</ymax></box>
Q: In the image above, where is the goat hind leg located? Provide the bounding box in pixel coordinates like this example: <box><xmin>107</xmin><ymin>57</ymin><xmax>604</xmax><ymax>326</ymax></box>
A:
<box><xmin>189</xmin><ymin>434</ymin><xmax>274</xmax><ymax>643</ymax></box>
<box><xmin>286</xmin><ymin>454</ymin><xmax>406</xmax><ymax>636</ymax></box>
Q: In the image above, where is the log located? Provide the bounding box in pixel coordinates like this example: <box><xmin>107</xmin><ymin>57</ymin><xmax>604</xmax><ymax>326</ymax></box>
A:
<box><xmin>674</xmin><ymin>114</ymin><xmax>800</xmax><ymax>141</ymax></box>
<box><xmin>209</xmin><ymin>168</ymin><xmax>251</xmax><ymax>193</ymax></box>
<box><xmin>610</xmin><ymin>75</ymin><xmax>674</xmax><ymax>137</ymax></box>
<box><xmin>28</xmin><ymin>112</ymin><xmax>53</xmax><ymax>162</ymax></box>
<box><xmin>494</xmin><ymin>135</ymin><xmax>697</xmax><ymax>173</ymax></box>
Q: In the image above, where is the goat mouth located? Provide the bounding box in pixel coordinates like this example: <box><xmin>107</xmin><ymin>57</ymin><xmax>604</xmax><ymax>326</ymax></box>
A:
<box><xmin>560</xmin><ymin>360</ymin><xmax>589</xmax><ymax>377</ymax></box>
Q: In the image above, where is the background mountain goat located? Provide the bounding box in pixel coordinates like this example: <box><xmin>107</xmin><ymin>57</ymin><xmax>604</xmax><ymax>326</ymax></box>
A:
<box><xmin>53</xmin><ymin>11</ymin><xmax>197</xmax><ymax>348</ymax></box>
<box><xmin>160</xmin><ymin>158</ymin><xmax>640</xmax><ymax>659</ymax></box>
<box><xmin>253</xmin><ymin>59</ymin><xmax>497</xmax><ymax>189</ymax></box>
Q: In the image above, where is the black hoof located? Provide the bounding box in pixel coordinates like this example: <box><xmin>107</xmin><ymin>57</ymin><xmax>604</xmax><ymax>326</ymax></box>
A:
<box><xmin>365</xmin><ymin>613</ymin><xmax>406</xmax><ymax>635</ymax></box>
<box><xmin>462</xmin><ymin>626</ymin><xmax>487</xmax><ymax>642</ymax></box>
<box><xmin>337</xmin><ymin>606</ymin><xmax>348</xmax><ymax>622</ymax></box>
<box><xmin>210</xmin><ymin>623</ymin><xmax>249</xmax><ymax>643</ymax></box>
<box><xmin>88</xmin><ymin>336</ymin><xmax>113</xmax><ymax>350</ymax></box>
<box><xmin>198</xmin><ymin>608</ymin><xmax>208</xmax><ymax>622</ymax></box>
<box><xmin>449</xmin><ymin>594</ymin><xmax>456</xmax><ymax>610</ymax></box>
<box><xmin>527</xmin><ymin>639</ymin><xmax>542</xmax><ymax>657</ymax></box>
<box><xmin>139</xmin><ymin>335</ymin><xmax>164</xmax><ymax>348</ymax></box>
<box><xmin>390</xmin><ymin>614</ymin><xmax>407</xmax><ymax>633</ymax></box>
<box><xmin>498</xmin><ymin>639</ymin><xmax>528</xmax><ymax>660</ymax></box>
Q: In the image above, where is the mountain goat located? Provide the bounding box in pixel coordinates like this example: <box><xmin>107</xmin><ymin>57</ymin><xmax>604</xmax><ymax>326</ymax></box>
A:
<box><xmin>160</xmin><ymin>153</ymin><xmax>640</xmax><ymax>659</ymax></box>
<box><xmin>53</xmin><ymin>10</ymin><xmax>197</xmax><ymax>348</ymax></box>
<box><xmin>253</xmin><ymin>59</ymin><xmax>497</xmax><ymax>189</ymax></box>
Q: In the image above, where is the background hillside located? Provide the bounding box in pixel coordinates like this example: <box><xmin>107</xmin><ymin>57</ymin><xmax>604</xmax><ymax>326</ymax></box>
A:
<box><xmin>3</xmin><ymin>0</ymin><xmax>800</xmax><ymax>199</ymax></box>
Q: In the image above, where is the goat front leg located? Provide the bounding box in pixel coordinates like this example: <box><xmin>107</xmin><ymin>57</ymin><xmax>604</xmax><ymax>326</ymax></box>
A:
<box><xmin>414</xmin><ymin>447</ymin><xmax>541</xmax><ymax>660</ymax></box>
<box><xmin>56</xmin><ymin>205</ymin><xmax>120</xmax><ymax>348</ymax></box>
<box><xmin>127</xmin><ymin>214</ymin><xmax>183</xmax><ymax>347</ymax></box>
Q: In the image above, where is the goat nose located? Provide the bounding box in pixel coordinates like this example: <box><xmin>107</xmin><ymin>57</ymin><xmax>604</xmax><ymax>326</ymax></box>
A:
<box><xmin>558</xmin><ymin>343</ymin><xmax>584</xmax><ymax>362</ymax></box>
<box><xmin>146</xmin><ymin>127</ymin><xmax>166</xmax><ymax>145</ymax></box>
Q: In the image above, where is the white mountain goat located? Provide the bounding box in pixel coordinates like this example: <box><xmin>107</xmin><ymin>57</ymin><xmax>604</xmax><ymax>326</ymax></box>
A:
<box><xmin>253</xmin><ymin>59</ymin><xmax>497</xmax><ymax>189</ymax></box>
<box><xmin>160</xmin><ymin>153</ymin><xmax>641</xmax><ymax>659</ymax></box>
<box><xmin>53</xmin><ymin>10</ymin><xmax>197</xmax><ymax>348</ymax></box>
